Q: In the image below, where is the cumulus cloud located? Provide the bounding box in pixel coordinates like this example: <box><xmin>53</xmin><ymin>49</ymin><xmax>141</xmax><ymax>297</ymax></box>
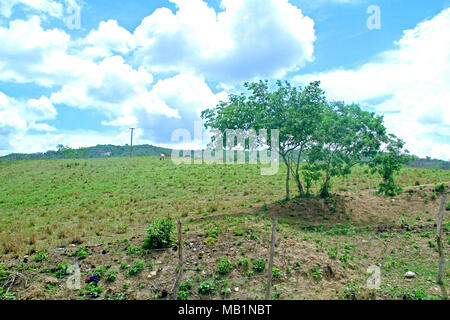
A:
<box><xmin>133</xmin><ymin>0</ymin><xmax>316</xmax><ymax>83</ymax></box>
<box><xmin>0</xmin><ymin>91</ymin><xmax>57</xmax><ymax>151</ymax></box>
<box><xmin>294</xmin><ymin>8</ymin><xmax>450</xmax><ymax>160</ymax></box>
<box><xmin>0</xmin><ymin>16</ymin><xmax>96</xmax><ymax>87</ymax></box>
<box><xmin>78</xmin><ymin>19</ymin><xmax>134</xmax><ymax>59</ymax></box>
<box><xmin>0</xmin><ymin>0</ymin><xmax>64</xmax><ymax>18</ymax></box>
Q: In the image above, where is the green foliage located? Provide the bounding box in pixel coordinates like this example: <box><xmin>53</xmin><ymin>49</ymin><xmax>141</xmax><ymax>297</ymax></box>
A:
<box><xmin>143</xmin><ymin>217</ymin><xmax>175</xmax><ymax>250</ymax></box>
<box><xmin>80</xmin><ymin>282</ymin><xmax>102</xmax><ymax>298</ymax></box>
<box><xmin>105</xmin><ymin>269</ymin><xmax>118</xmax><ymax>282</ymax></box>
<box><xmin>272</xmin><ymin>267</ymin><xmax>283</xmax><ymax>280</ymax></box>
<box><xmin>216</xmin><ymin>256</ymin><xmax>234</xmax><ymax>275</ymax></box>
<box><xmin>252</xmin><ymin>258</ymin><xmax>266</xmax><ymax>273</ymax></box>
<box><xmin>178</xmin><ymin>279</ymin><xmax>194</xmax><ymax>300</ymax></box>
<box><xmin>197</xmin><ymin>279</ymin><xmax>217</xmax><ymax>295</ymax></box>
<box><xmin>128</xmin><ymin>259</ymin><xmax>145</xmax><ymax>276</ymax></box>
<box><xmin>126</xmin><ymin>244</ymin><xmax>143</xmax><ymax>255</ymax></box>
<box><xmin>33</xmin><ymin>251</ymin><xmax>48</xmax><ymax>262</ymax></box>
<box><xmin>202</xmin><ymin>80</ymin><xmax>398</xmax><ymax>199</ymax></box>
<box><xmin>312</xmin><ymin>267</ymin><xmax>323</xmax><ymax>281</ymax></box>
<box><xmin>370</xmin><ymin>137</ymin><xmax>409</xmax><ymax>197</ymax></box>
<box><xmin>177</xmin><ymin>288</ymin><xmax>189</xmax><ymax>300</ymax></box>
<box><xmin>75</xmin><ymin>246</ymin><xmax>89</xmax><ymax>259</ymax></box>
<box><xmin>0</xmin><ymin>264</ymin><xmax>8</xmax><ymax>281</ymax></box>
<box><xmin>92</xmin><ymin>266</ymin><xmax>106</xmax><ymax>279</ymax></box>
<box><xmin>54</xmin><ymin>264</ymin><xmax>70</xmax><ymax>278</ymax></box>
<box><xmin>434</xmin><ymin>183</ymin><xmax>448</xmax><ymax>193</ymax></box>
<box><xmin>238</xmin><ymin>258</ymin><xmax>250</xmax><ymax>273</ymax></box>
<box><xmin>446</xmin><ymin>201</ymin><xmax>450</xmax><ymax>211</ymax></box>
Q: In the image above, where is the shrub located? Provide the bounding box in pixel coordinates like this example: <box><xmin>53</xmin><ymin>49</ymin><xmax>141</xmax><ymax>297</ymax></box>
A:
<box><xmin>216</xmin><ymin>256</ymin><xmax>234</xmax><ymax>275</ymax></box>
<box><xmin>75</xmin><ymin>246</ymin><xmax>89</xmax><ymax>259</ymax></box>
<box><xmin>434</xmin><ymin>183</ymin><xmax>447</xmax><ymax>193</ymax></box>
<box><xmin>197</xmin><ymin>279</ymin><xmax>217</xmax><ymax>295</ymax></box>
<box><xmin>143</xmin><ymin>218</ymin><xmax>175</xmax><ymax>250</ymax></box>
<box><xmin>312</xmin><ymin>267</ymin><xmax>323</xmax><ymax>281</ymax></box>
<box><xmin>33</xmin><ymin>251</ymin><xmax>48</xmax><ymax>262</ymax></box>
<box><xmin>177</xmin><ymin>289</ymin><xmax>189</xmax><ymax>300</ymax></box>
<box><xmin>253</xmin><ymin>258</ymin><xmax>266</xmax><ymax>273</ymax></box>
<box><xmin>80</xmin><ymin>282</ymin><xmax>102</xmax><ymax>298</ymax></box>
<box><xmin>127</xmin><ymin>244</ymin><xmax>143</xmax><ymax>255</ymax></box>
<box><xmin>92</xmin><ymin>266</ymin><xmax>106</xmax><ymax>278</ymax></box>
<box><xmin>105</xmin><ymin>270</ymin><xmax>118</xmax><ymax>282</ymax></box>
<box><xmin>128</xmin><ymin>259</ymin><xmax>145</xmax><ymax>276</ymax></box>
<box><xmin>272</xmin><ymin>267</ymin><xmax>283</xmax><ymax>280</ymax></box>
<box><xmin>445</xmin><ymin>202</ymin><xmax>450</xmax><ymax>211</ymax></box>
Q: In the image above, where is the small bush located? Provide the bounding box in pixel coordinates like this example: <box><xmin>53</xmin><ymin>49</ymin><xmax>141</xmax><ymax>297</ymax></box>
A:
<box><xmin>197</xmin><ymin>279</ymin><xmax>217</xmax><ymax>295</ymax></box>
<box><xmin>434</xmin><ymin>183</ymin><xmax>447</xmax><ymax>193</ymax></box>
<box><xmin>105</xmin><ymin>270</ymin><xmax>118</xmax><ymax>282</ymax></box>
<box><xmin>33</xmin><ymin>251</ymin><xmax>48</xmax><ymax>262</ymax></box>
<box><xmin>272</xmin><ymin>267</ymin><xmax>283</xmax><ymax>280</ymax></box>
<box><xmin>80</xmin><ymin>282</ymin><xmax>102</xmax><ymax>298</ymax></box>
<box><xmin>216</xmin><ymin>256</ymin><xmax>234</xmax><ymax>275</ymax></box>
<box><xmin>253</xmin><ymin>258</ymin><xmax>266</xmax><ymax>273</ymax></box>
<box><xmin>177</xmin><ymin>289</ymin><xmax>189</xmax><ymax>300</ymax></box>
<box><xmin>143</xmin><ymin>218</ymin><xmax>175</xmax><ymax>250</ymax></box>
<box><xmin>445</xmin><ymin>202</ymin><xmax>450</xmax><ymax>211</ymax></box>
<box><xmin>92</xmin><ymin>266</ymin><xmax>106</xmax><ymax>278</ymax></box>
<box><xmin>75</xmin><ymin>246</ymin><xmax>89</xmax><ymax>259</ymax></box>
<box><xmin>127</xmin><ymin>244</ymin><xmax>143</xmax><ymax>255</ymax></box>
<box><xmin>128</xmin><ymin>259</ymin><xmax>145</xmax><ymax>276</ymax></box>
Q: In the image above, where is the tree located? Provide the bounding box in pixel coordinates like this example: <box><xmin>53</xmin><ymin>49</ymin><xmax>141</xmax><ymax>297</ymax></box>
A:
<box><xmin>369</xmin><ymin>135</ymin><xmax>410</xmax><ymax>196</ymax></box>
<box><xmin>202</xmin><ymin>80</ymin><xmax>326</xmax><ymax>199</ymax></box>
<box><xmin>307</xmin><ymin>101</ymin><xmax>388</xmax><ymax>198</ymax></box>
<box><xmin>57</xmin><ymin>145</ymin><xmax>87</xmax><ymax>159</ymax></box>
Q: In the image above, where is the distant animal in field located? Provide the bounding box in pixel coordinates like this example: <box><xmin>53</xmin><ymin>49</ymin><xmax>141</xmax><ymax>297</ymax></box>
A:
<box><xmin>160</xmin><ymin>153</ymin><xmax>169</xmax><ymax>160</ymax></box>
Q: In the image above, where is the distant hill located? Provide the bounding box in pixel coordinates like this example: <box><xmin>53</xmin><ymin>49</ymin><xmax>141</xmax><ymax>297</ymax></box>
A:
<box><xmin>405</xmin><ymin>157</ymin><xmax>450</xmax><ymax>170</ymax></box>
<box><xmin>0</xmin><ymin>144</ymin><xmax>173</xmax><ymax>161</ymax></box>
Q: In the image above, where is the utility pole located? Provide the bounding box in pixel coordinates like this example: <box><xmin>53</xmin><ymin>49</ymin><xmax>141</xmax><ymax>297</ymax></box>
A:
<box><xmin>129</xmin><ymin>128</ymin><xmax>135</xmax><ymax>157</ymax></box>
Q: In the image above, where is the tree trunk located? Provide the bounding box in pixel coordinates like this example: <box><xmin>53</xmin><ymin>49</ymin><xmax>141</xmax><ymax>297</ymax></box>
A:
<box><xmin>282</xmin><ymin>154</ymin><xmax>290</xmax><ymax>200</ymax></box>
<box><xmin>285</xmin><ymin>163</ymin><xmax>290</xmax><ymax>200</ymax></box>
<box><xmin>320</xmin><ymin>174</ymin><xmax>330</xmax><ymax>198</ymax></box>
<box><xmin>294</xmin><ymin>148</ymin><xmax>305</xmax><ymax>196</ymax></box>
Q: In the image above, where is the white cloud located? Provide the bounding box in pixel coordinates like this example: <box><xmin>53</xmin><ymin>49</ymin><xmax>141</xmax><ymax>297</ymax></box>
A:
<box><xmin>294</xmin><ymin>8</ymin><xmax>450</xmax><ymax>160</ymax></box>
<box><xmin>133</xmin><ymin>0</ymin><xmax>315</xmax><ymax>83</ymax></box>
<box><xmin>0</xmin><ymin>91</ymin><xmax>57</xmax><ymax>151</ymax></box>
<box><xmin>0</xmin><ymin>0</ymin><xmax>64</xmax><ymax>18</ymax></box>
<box><xmin>78</xmin><ymin>19</ymin><xmax>134</xmax><ymax>59</ymax></box>
<box><xmin>0</xmin><ymin>16</ymin><xmax>96</xmax><ymax>87</ymax></box>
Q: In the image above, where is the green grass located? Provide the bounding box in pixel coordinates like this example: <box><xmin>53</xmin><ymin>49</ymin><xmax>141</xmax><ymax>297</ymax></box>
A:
<box><xmin>1</xmin><ymin>157</ymin><xmax>448</xmax><ymax>256</ymax></box>
<box><xmin>0</xmin><ymin>156</ymin><xmax>449</xmax><ymax>300</ymax></box>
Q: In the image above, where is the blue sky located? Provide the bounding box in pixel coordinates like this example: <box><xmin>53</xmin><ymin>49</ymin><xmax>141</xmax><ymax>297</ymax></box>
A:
<box><xmin>0</xmin><ymin>0</ymin><xmax>449</xmax><ymax>159</ymax></box>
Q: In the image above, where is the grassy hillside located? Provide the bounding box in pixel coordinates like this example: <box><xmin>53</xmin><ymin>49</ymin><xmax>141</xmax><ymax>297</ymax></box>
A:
<box><xmin>0</xmin><ymin>157</ymin><xmax>449</xmax><ymax>300</ymax></box>
<box><xmin>0</xmin><ymin>144</ymin><xmax>172</xmax><ymax>161</ymax></box>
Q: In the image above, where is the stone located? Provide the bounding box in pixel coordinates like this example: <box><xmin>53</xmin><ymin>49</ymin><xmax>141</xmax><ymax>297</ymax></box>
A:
<box><xmin>44</xmin><ymin>276</ymin><xmax>59</xmax><ymax>285</ymax></box>
<box><xmin>404</xmin><ymin>271</ymin><xmax>415</xmax><ymax>278</ymax></box>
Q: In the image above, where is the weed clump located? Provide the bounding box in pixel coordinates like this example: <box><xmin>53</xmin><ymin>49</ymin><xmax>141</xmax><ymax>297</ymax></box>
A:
<box><xmin>143</xmin><ymin>217</ymin><xmax>175</xmax><ymax>250</ymax></box>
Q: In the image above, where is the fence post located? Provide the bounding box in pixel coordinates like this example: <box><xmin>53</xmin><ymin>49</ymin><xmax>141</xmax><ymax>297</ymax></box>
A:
<box><xmin>436</xmin><ymin>193</ymin><xmax>447</xmax><ymax>299</ymax></box>
<box><xmin>265</xmin><ymin>217</ymin><xmax>277</xmax><ymax>300</ymax></box>
<box><xmin>172</xmin><ymin>220</ymin><xmax>183</xmax><ymax>300</ymax></box>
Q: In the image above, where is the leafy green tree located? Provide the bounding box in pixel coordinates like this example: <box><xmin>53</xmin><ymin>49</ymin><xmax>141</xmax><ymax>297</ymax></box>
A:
<box><xmin>202</xmin><ymin>80</ymin><xmax>326</xmax><ymax>199</ymax></box>
<box><xmin>308</xmin><ymin>101</ymin><xmax>388</xmax><ymax>198</ymax></box>
<box><xmin>57</xmin><ymin>145</ymin><xmax>87</xmax><ymax>159</ymax></box>
<box><xmin>370</xmin><ymin>135</ymin><xmax>410</xmax><ymax>196</ymax></box>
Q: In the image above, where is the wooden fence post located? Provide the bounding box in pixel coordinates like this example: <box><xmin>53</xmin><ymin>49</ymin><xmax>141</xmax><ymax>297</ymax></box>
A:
<box><xmin>436</xmin><ymin>193</ymin><xmax>447</xmax><ymax>299</ymax></box>
<box><xmin>172</xmin><ymin>220</ymin><xmax>183</xmax><ymax>300</ymax></box>
<box><xmin>265</xmin><ymin>217</ymin><xmax>277</xmax><ymax>300</ymax></box>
